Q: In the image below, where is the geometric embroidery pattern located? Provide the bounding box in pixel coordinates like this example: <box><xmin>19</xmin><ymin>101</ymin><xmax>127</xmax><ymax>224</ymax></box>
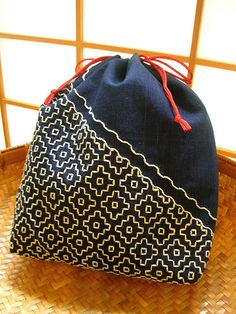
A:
<box><xmin>10</xmin><ymin>93</ymin><xmax>213</xmax><ymax>284</ymax></box>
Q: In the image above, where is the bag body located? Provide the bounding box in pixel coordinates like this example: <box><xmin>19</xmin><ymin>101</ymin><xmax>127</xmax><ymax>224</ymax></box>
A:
<box><xmin>10</xmin><ymin>54</ymin><xmax>218</xmax><ymax>284</ymax></box>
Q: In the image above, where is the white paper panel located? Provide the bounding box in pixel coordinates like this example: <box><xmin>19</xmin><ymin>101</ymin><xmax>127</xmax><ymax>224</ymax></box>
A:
<box><xmin>192</xmin><ymin>66</ymin><xmax>236</xmax><ymax>150</ymax></box>
<box><xmin>198</xmin><ymin>0</ymin><xmax>236</xmax><ymax>63</ymax></box>
<box><xmin>7</xmin><ymin>105</ymin><xmax>39</xmax><ymax>147</ymax></box>
<box><xmin>83</xmin><ymin>48</ymin><xmax>132</xmax><ymax>59</ymax></box>
<box><xmin>0</xmin><ymin>0</ymin><xmax>75</xmax><ymax>40</ymax></box>
<box><xmin>0</xmin><ymin>109</ymin><xmax>6</xmax><ymax>149</ymax></box>
<box><xmin>0</xmin><ymin>39</ymin><xmax>76</xmax><ymax>105</ymax></box>
<box><xmin>84</xmin><ymin>0</ymin><xmax>197</xmax><ymax>56</ymax></box>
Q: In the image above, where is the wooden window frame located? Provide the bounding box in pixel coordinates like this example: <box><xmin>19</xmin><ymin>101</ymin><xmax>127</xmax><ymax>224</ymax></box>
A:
<box><xmin>0</xmin><ymin>0</ymin><xmax>235</xmax><ymax>157</ymax></box>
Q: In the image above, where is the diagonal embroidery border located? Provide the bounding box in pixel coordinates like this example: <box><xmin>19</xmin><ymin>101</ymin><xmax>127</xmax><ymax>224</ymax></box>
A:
<box><xmin>68</xmin><ymin>89</ymin><xmax>217</xmax><ymax>226</ymax></box>
<box><xmin>41</xmin><ymin>95</ymin><xmax>214</xmax><ymax>234</ymax></box>
<box><xmin>10</xmin><ymin>96</ymin><xmax>214</xmax><ymax>284</ymax></box>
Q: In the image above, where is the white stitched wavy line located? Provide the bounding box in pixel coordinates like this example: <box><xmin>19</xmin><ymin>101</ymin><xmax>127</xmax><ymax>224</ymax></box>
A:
<box><xmin>82</xmin><ymin>60</ymin><xmax>106</xmax><ymax>81</ymax></box>
<box><xmin>88</xmin><ymin>123</ymin><xmax>213</xmax><ymax>236</ymax></box>
<box><xmin>58</xmin><ymin>83</ymin><xmax>73</xmax><ymax>96</ymax></box>
<box><xmin>63</xmin><ymin>95</ymin><xmax>214</xmax><ymax>235</ymax></box>
<box><xmin>73</xmin><ymin>89</ymin><xmax>217</xmax><ymax>222</ymax></box>
<box><xmin>82</xmin><ymin>68</ymin><xmax>90</xmax><ymax>81</ymax></box>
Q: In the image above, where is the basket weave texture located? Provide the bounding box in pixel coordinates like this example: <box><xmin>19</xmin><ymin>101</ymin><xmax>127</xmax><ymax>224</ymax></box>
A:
<box><xmin>0</xmin><ymin>151</ymin><xmax>236</xmax><ymax>313</ymax></box>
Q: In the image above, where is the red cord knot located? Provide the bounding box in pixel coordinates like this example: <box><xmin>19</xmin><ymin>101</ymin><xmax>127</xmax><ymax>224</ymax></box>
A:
<box><xmin>139</xmin><ymin>54</ymin><xmax>192</xmax><ymax>133</ymax></box>
<box><xmin>174</xmin><ymin>114</ymin><xmax>192</xmax><ymax>132</ymax></box>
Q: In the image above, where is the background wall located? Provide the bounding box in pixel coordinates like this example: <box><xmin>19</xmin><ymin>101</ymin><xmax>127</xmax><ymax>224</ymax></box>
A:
<box><xmin>0</xmin><ymin>0</ymin><xmax>235</xmax><ymax>153</ymax></box>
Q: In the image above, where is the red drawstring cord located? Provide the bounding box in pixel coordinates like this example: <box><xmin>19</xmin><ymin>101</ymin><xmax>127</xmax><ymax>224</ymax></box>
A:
<box><xmin>44</xmin><ymin>54</ymin><xmax>193</xmax><ymax>132</ymax></box>
<box><xmin>44</xmin><ymin>56</ymin><xmax>112</xmax><ymax>106</ymax></box>
<box><xmin>139</xmin><ymin>55</ymin><xmax>192</xmax><ymax>132</ymax></box>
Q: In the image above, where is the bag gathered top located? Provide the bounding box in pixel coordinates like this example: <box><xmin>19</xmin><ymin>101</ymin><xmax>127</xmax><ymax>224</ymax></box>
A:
<box><xmin>10</xmin><ymin>54</ymin><xmax>218</xmax><ymax>284</ymax></box>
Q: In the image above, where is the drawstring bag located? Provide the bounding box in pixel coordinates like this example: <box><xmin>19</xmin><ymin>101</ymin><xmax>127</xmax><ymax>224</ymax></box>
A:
<box><xmin>9</xmin><ymin>54</ymin><xmax>218</xmax><ymax>284</ymax></box>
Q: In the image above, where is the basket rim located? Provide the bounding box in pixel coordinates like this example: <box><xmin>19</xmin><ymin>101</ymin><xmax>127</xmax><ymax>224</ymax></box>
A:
<box><xmin>0</xmin><ymin>143</ymin><xmax>236</xmax><ymax>179</ymax></box>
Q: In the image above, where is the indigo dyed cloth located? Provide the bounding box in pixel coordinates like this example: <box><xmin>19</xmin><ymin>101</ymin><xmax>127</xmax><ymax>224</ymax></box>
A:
<box><xmin>10</xmin><ymin>54</ymin><xmax>218</xmax><ymax>284</ymax></box>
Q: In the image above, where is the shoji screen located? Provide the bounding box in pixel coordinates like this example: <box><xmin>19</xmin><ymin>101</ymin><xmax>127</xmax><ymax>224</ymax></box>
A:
<box><xmin>0</xmin><ymin>0</ymin><xmax>235</xmax><ymax>155</ymax></box>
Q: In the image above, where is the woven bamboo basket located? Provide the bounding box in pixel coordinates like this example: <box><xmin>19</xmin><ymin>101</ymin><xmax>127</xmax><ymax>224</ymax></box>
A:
<box><xmin>0</xmin><ymin>144</ymin><xmax>236</xmax><ymax>314</ymax></box>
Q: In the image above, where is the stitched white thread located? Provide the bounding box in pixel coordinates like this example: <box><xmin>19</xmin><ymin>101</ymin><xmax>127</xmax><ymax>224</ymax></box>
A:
<box><xmin>73</xmin><ymin>89</ymin><xmax>217</xmax><ymax>222</ymax></box>
<box><xmin>62</xmin><ymin>95</ymin><xmax>214</xmax><ymax>235</ymax></box>
<box><xmin>11</xmin><ymin>96</ymin><xmax>214</xmax><ymax>284</ymax></box>
<box><xmin>82</xmin><ymin>68</ymin><xmax>90</xmax><ymax>81</ymax></box>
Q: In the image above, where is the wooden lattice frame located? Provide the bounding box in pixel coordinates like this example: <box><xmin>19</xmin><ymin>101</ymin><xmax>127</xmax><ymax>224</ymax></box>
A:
<box><xmin>0</xmin><ymin>0</ymin><xmax>235</xmax><ymax>157</ymax></box>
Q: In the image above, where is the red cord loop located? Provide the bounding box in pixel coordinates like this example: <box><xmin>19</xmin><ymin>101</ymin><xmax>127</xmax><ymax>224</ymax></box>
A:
<box><xmin>44</xmin><ymin>54</ymin><xmax>192</xmax><ymax>132</ymax></box>
<box><xmin>143</xmin><ymin>55</ymin><xmax>193</xmax><ymax>85</ymax></box>
<box><xmin>44</xmin><ymin>56</ymin><xmax>112</xmax><ymax>106</ymax></box>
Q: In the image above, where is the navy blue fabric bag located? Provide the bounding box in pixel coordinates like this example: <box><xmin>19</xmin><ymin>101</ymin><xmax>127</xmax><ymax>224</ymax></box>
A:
<box><xmin>10</xmin><ymin>54</ymin><xmax>218</xmax><ymax>284</ymax></box>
